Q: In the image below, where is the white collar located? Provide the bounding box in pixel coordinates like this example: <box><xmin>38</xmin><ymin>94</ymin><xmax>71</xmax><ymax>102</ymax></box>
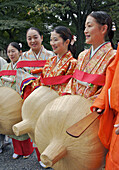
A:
<box><xmin>90</xmin><ymin>42</ymin><xmax>108</xmax><ymax>58</ymax></box>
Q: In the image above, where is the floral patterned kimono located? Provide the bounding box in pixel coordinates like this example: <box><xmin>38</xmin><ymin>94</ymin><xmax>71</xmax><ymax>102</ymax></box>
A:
<box><xmin>16</xmin><ymin>45</ymin><xmax>54</xmax><ymax>95</ymax></box>
<box><xmin>0</xmin><ymin>63</ymin><xmax>17</xmax><ymax>89</ymax></box>
<box><xmin>0</xmin><ymin>61</ymin><xmax>34</xmax><ymax>156</ymax></box>
<box><xmin>63</xmin><ymin>42</ymin><xmax>116</xmax><ymax>102</ymax></box>
<box><xmin>31</xmin><ymin>51</ymin><xmax>77</xmax><ymax>95</ymax></box>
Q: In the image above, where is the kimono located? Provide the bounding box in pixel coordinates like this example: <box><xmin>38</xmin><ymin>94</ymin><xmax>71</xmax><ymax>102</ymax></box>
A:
<box><xmin>0</xmin><ymin>61</ymin><xmax>34</xmax><ymax>156</ymax></box>
<box><xmin>91</xmin><ymin>44</ymin><xmax>119</xmax><ymax>170</ymax></box>
<box><xmin>15</xmin><ymin>46</ymin><xmax>54</xmax><ymax>159</ymax></box>
<box><xmin>0</xmin><ymin>57</ymin><xmax>7</xmax><ymax>70</ymax></box>
<box><xmin>16</xmin><ymin>45</ymin><xmax>54</xmax><ymax>96</ymax></box>
<box><xmin>0</xmin><ymin>62</ymin><xmax>18</xmax><ymax>90</ymax></box>
<box><xmin>63</xmin><ymin>42</ymin><xmax>116</xmax><ymax>102</ymax></box>
<box><xmin>31</xmin><ymin>51</ymin><xmax>77</xmax><ymax>95</ymax></box>
<box><xmin>18</xmin><ymin>50</ymin><xmax>77</xmax><ymax>161</ymax></box>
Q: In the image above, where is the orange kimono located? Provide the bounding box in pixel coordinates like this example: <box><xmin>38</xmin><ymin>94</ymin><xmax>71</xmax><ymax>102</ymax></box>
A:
<box><xmin>91</xmin><ymin>44</ymin><xmax>119</xmax><ymax>170</ymax></box>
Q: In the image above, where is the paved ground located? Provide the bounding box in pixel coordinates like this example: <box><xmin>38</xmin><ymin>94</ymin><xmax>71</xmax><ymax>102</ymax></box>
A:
<box><xmin>0</xmin><ymin>142</ymin><xmax>53</xmax><ymax>170</ymax></box>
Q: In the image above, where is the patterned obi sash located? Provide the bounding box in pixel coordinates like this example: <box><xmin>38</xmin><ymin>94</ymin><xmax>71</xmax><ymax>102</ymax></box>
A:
<box><xmin>0</xmin><ymin>70</ymin><xmax>16</xmax><ymax>76</ymax></box>
<box><xmin>0</xmin><ymin>70</ymin><xmax>16</xmax><ymax>82</ymax></box>
<box><xmin>40</xmin><ymin>74</ymin><xmax>72</xmax><ymax>85</ymax></box>
<box><xmin>73</xmin><ymin>69</ymin><xmax>105</xmax><ymax>86</ymax></box>
<box><xmin>16</xmin><ymin>60</ymin><xmax>46</xmax><ymax>68</ymax></box>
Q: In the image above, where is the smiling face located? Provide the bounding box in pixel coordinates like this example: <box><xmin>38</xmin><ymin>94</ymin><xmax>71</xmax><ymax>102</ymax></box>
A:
<box><xmin>26</xmin><ymin>29</ymin><xmax>43</xmax><ymax>54</ymax></box>
<box><xmin>50</xmin><ymin>30</ymin><xmax>69</xmax><ymax>58</ymax></box>
<box><xmin>7</xmin><ymin>45</ymin><xmax>20</xmax><ymax>64</ymax></box>
<box><xmin>84</xmin><ymin>15</ymin><xmax>107</xmax><ymax>50</ymax></box>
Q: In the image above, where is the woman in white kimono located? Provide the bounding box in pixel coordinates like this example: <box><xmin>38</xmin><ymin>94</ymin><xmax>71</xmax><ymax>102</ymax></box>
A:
<box><xmin>0</xmin><ymin>42</ymin><xmax>34</xmax><ymax>159</ymax></box>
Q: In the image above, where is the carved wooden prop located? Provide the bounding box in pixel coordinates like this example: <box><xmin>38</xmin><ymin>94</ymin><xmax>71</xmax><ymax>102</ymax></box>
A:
<box><xmin>0</xmin><ymin>87</ymin><xmax>23</xmax><ymax>135</ymax></box>
<box><xmin>35</xmin><ymin>95</ymin><xmax>106</xmax><ymax>170</ymax></box>
<box><xmin>66</xmin><ymin>111</ymin><xmax>99</xmax><ymax>137</ymax></box>
<box><xmin>13</xmin><ymin>86</ymin><xmax>58</xmax><ymax>142</ymax></box>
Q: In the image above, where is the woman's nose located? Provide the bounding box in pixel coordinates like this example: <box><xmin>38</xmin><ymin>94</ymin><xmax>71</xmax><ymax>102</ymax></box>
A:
<box><xmin>31</xmin><ymin>38</ymin><xmax>35</xmax><ymax>42</ymax></box>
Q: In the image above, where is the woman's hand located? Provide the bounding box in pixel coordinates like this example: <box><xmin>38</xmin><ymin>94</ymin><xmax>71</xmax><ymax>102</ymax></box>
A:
<box><xmin>92</xmin><ymin>107</ymin><xmax>104</xmax><ymax>114</ymax></box>
<box><xmin>114</xmin><ymin>124</ymin><xmax>119</xmax><ymax>135</ymax></box>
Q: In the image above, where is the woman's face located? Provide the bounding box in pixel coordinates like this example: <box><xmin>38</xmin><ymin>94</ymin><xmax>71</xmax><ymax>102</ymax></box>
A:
<box><xmin>26</xmin><ymin>29</ymin><xmax>43</xmax><ymax>54</ymax></box>
<box><xmin>7</xmin><ymin>45</ymin><xmax>20</xmax><ymax>64</ymax></box>
<box><xmin>50</xmin><ymin>30</ymin><xmax>69</xmax><ymax>57</ymax></box>
<box><xmin>84</xmin><ymin>15</ymin><xmax>106</xmax><ymax>49</ymax></box>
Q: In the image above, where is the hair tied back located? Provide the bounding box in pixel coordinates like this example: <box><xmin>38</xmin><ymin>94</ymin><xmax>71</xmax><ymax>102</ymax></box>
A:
<box><xmin>70</xmin><ymin>35</ymin><xmax>77</xmax><ymax>45</ymax></box>
<box><xmin>112</xmin><ymin>22</ymin><xmax>116</xmax><ymax>31</ymax></box>
<box><xmin>19</xmin><ymin>43</ymin><xmax>22</xmax><ymax>48</ymax></box>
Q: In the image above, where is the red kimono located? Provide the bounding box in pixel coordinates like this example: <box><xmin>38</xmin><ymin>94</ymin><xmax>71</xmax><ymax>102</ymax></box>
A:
<box><xmin>23</xmin><ymin>51</ymin><xmax>77</xmax><ymax>99</ymax></box>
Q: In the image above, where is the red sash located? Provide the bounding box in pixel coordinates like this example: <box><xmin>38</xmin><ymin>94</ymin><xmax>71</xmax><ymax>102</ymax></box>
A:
<box><xmin>0</xmin><ymin>70</ymin><xmax>16</xmax><ymax>76</ymax></box>
<box><xmin>40</xmin><ymin>74</ymin><xmax>72</xmax><ymax>85</ymax></box>
<box><xmin>17</xmin><ymin>60</ymin><xmax>46</xmax><ymax>68</ymax></box>
<box><xmin>73</xmin><ymin>69</ymin><xmax>105</xmax><ymax>86</ymax></box>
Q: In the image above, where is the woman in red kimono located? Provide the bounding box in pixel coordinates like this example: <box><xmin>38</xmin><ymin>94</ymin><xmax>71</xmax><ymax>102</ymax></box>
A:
<box><xmin>21</xmin><ymin>26</ymin><xmax>77</xmax><ymax>98</ymax></box>
<box><xmin>63</xmin><ymin>11</ymin><xmax>116</xmax><ymax>102</ymax></box>
<box><xmin>91</xmin><ymin>44</ymin><xmax>119</xmax><ymax>170</ymax></box>
<box><xmin>18</xmin><ymin>26</ymin><xmax>77</xmax><ymax>166</ymax></box>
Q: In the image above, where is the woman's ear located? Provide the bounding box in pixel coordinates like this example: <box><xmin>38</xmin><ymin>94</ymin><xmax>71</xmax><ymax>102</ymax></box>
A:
<box><xmin>102</xmin><ymin>24</ymin><xmax>108</xmax><ymax>35</ymax></box>
<box><xmin>65</xmin><ymin>39</ymin><xmax>70</xmax><ymax>46</ymax></box>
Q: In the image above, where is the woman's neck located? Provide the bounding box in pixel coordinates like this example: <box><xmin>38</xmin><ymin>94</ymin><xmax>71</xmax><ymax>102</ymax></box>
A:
<box><xmin>32</xmin><ymin>46</ymin><xmax>42</xmax><ymax>55</ymax></box>
<box><xmin>57</xmin><ymin>50</ymin><xmax>68</xmax><ymax>59</ymax></box>
<box><xmin>92</xmin><ymin>40</ymin><xmax>105</xmax><ymax>50</ymax></box>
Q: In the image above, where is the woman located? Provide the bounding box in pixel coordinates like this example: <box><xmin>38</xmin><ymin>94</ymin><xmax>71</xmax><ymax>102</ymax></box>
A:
<box><xmin>63</xmin><ymin>11</ymin><xmax>116</xmax><ymax>102</ymax></box>
<box><xmin>16</xmin><ymin>27</ymin><xmax>54</xmax><ymax>99</ymax></box>
<box><xmin>16</xmin><ymin>26</ymin><xmax>77</xmax><ymax>165</ymax></box>
<box><xmin>19</xmin><ymin>26</ymin><xmax>77</xmax><ymax>97</ymax></box>
<box><xmin>91</xmin><ymin>44</ymin><xmax>119</xmax><ymax>170</ymax></box>
<box><xmin>0</xmin><ymin>42</ymin><xmax>34</xmax><ymax>159</ymax></box>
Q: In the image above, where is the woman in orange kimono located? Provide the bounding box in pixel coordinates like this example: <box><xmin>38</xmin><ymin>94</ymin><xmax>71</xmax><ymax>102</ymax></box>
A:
<box><xmin>63</xmin><ymin>11</ymin><xmax>116</xmax><ymax>102</ymax></box>
<box><xmin>91</xmin><ymin>44</ymin><xmax>119</xmax><ymax>170</ymax></box>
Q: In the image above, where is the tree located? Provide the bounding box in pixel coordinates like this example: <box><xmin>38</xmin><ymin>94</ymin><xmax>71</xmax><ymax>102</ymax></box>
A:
<box><xmin>33</xmin><ymin>0</ymin><xmax>118</xmax><ymax>56</ymax></box>
<box><xmin>0</xmin><ymin>0</ymin><xmax>118</xmax><ymax>56</ymax></box>
<box><xmin>0</xmin><ymin>0</ymin><xmax>34</xmax><ymax>50</ymax></box>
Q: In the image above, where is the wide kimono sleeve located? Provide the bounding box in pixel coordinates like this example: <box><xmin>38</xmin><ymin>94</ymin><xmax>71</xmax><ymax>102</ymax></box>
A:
<box><xmin>90</xmin><ymin>47</ymin><xmax>118</xmax><ymax>111</ymax></box>
<box><xmin>90</xmin><ymin>46</ymin><xmax>118</xmax><ymax>149</ymax></box>
<box><xmin>109</xmin><ymin>45</ymin><xmax>119</xmax><ymax>112</ymax></box>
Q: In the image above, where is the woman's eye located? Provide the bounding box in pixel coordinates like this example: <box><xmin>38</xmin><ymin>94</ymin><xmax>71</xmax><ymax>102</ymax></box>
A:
<box><xmin>54</xmin><ymin>38</ymin><xmax>58</xmax><ymax>41</ymax></box>
<box><xmin>34</xmin><ymin>36</ymin><xmax>38</xmax><ymax>39</ymax></box>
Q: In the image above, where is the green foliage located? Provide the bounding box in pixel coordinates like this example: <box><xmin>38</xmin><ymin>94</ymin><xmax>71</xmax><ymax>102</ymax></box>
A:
<box><xmin>0</xmin><ymin>0</ymin><xmax>33</xmax><ymax>50</ymax></box>
<box><xmin>0</xmin><ymin>0</ymin><xmax>118</xmax><ymax>56</ymax></box>
<box><xmin>33</xmin><ymin>0</ymin><xmax>119</xmax><ymax>55</ymax></box>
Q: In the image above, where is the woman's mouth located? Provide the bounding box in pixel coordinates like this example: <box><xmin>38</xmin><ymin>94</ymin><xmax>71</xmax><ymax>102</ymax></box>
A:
<box><xmin>31</xmin><ymin>44</ymin><xmax>37</xmax><ymax>47</ymax></box>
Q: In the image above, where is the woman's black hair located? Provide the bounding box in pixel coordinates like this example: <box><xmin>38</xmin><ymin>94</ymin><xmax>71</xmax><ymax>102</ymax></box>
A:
<box><xmin>8</xmin><ymin>42</ymin><xmax>21</xmax><ymax>52</ymax></box>
<box><xmin>89</xmin><ymin>11</ymin><xmax>114</xmax><ymax>48</ymax></box>
<box><xmin>27</xmin><ymin>27</ymin><xmax>42</xmax><ymax>36</ymax></box>
<box><xmin>52</xmin><ymin>26</ymin><xmax>76</xmax><ymax>57</ymax></box>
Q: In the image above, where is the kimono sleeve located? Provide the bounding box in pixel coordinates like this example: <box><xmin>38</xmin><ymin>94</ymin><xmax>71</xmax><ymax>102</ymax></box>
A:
<box><xmin>66</xmin><ymin>59</ymin><xmax>77</xmax><ymax>75</ymax></box>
